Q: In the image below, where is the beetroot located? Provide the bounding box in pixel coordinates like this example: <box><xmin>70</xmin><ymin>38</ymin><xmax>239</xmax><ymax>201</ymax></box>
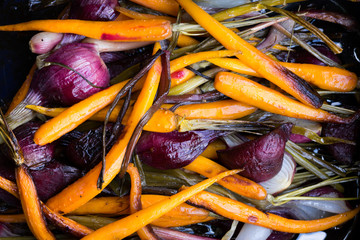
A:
<box><xmin>136</xmin><ymin>130</ymin><xmax>228</xmax><ymax>170</ymax></box>
<box><xmin>217</xmin><ymin>123</ymin><xmax>293</xmax><ymax>182</ymax></box>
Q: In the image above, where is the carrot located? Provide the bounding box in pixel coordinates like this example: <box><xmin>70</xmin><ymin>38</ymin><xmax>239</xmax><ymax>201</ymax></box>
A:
<box><xmin>0</xmin><ymin>175</ymin><xmax>93</xmax><ymax>237</ymax></box>
<box><xmin>28</xmin><ymin>105</ymin><xmax>178</xmax><ymax>133</ymax></box>
<box><xmin>33</xmin><ymin>76</ymin><xmax>144</xmax><ymax>146</ymax></box>
<box><xmin>184</xmin><ymin>156</ymin><xmax>267</xmax><ymax>200</ymax></box>
<box><xmin>127</xmin><ymin>163</ymin><xmax>158</xmax><ymax>240</ymax></box>
<box><xmin>0</xmin><ymin>19</ymin><xmax>172</xmax><ymax>42</ymax></box>
<box><xmin>176</xmin><ymin>0</ymin><xmax>322</xmax><ymax>108</ymax></box>
<box><xmin>200</xmin><ymin>139</ymin><xmax>226</xmax><ymax>159</ymax></box>
<box><xmin>5</xmin><ymin>64</ymin><xmax>36</xmax><ymax>116</ymax></box>
<box><xmin>70</xmin><ymin>195</ymin><xmax>215</xmax><ymax>227</ymax></box>
<box><xmin>177</xmin><ymin>34</ymin><xmax>200</xmax><ymax>47</ymax></box>
<box><xmin>169</xmin><ymin>50</ymin><xmax>237</xmax><ymax>73</ymax></box>
<box><xmin>173</xmin><ymin>99</ymin><xmax>257</xmax><ymax>120</ymax></box>
<box><xmin>80</xmin><ymin>169</ymin><xmax>240</xmax><ymax>239</ymax></box>
<box><xmin>0</xmin><ymin>214</ymin><xmax>26</xmax><ymax>223</ymax></box>
<box><xmin>116</xmin><ymin>6</ymin><xmax>176</xmax><ymax>22</ymax></box>
<box><xmin>46</xmin><ymin>43</ymin><xmax>163</xmax><ymax>214</ymax></box>
<box><xmin>15</xmin><ymin>165</ymin><xmax>55</xmax><ymax>240</ymax></box>
<box><xmin>186</xmin><ymin>190</ymin><xmax>360</xmax><ymax>233</ymax></box>
<box><xmin>130</xmin><ymin>0</ymin><xmax>179</xmax><ymax>16</ymax></box>
<box><xmin>214</xmin><ymin>71</ymin><xmax>354</xmax><ymax>123</ymax></box>
<box><xmin>209</xmin><ymin>58</ymin><xmax>358</xmax><ymax>92</ymax></box>
<box><xmin>170</xmin><ymin>68</ymin><xmax>195</xmax><ymax>87</ymax></box>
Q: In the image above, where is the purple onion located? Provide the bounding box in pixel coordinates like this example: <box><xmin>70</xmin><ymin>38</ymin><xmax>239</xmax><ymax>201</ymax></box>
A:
<box><xmin>32</xmin><ymin>42</ymin><xmax>110</xmax><ymax>106</ymax></box>
<box><xmin>69</xmin><ymin>0</ymin><xmax>118</xmax><ymax>21</ymax></box>
<box><xmin>13</xmin><ymin>121</ymin><xmax>56</xmax><ymax>167</ymax></box>
<box><xmin>217</xmin><ymin>123</ymin><xmax>293</xmax><ymax>182</ymax></box>
<box><xmin>266</xmin><ymin>208</ymin><xmax>298</xmax><ymax>240</ymax></box>
<box><xmin>136</xmin><ymin>130</ymin><xmax>229</xmax><ymax>169</ymax></box>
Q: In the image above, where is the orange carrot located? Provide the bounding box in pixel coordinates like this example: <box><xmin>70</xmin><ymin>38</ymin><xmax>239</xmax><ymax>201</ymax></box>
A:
<box><xmin>184</xmin><ymin>156</ymin><xmax>267</xmax><ymax>200</ymax></box>
<box><xmin>5</xmin><ymin>64</ymin><xmax>36</xmax><ymax>116</ymax></box>
<box><xmin>46</xmin><ymin>43</ymin><xmax>163</xmax><ymax>214</ymax></box>
<box><xmin>169</xmin><ymin>50</ymin><xmax>237</xmax><ymax>73</ymax></box>
<box><xmin>127</xmin><ymin>163</ymin><xmax>159</xmax><ymax>240</ymax></box>
<box><xmin>170</xmin><ymin>68</ymin><xmax>195</xmax><ymax>87</ymax></box>
<box><xmin>0</xmin><ymin>175</ymin><xmax>93</xmax><ymax>237</ymax></box>
<box><xmin>209</xmin><ymin>58</ymin><xmax>358</xmax><ymax>92</ymax></box>
<box><xmin>130</xmin><ymin>0</ymin><xmax>179</xmax><ymax>16</ymax></box>
<box><xmin>0</xmin><ymin>19</ymin><xmax>172</xmax><ymax>42</ymax></box>
<box><xmin>200</xmin><ymin>139</ymin><xmax>226</xmax><ymax>159</ymax></box>
<box><xmin>16</xmin><ymin>165</ymin><xmax>55</xmax><ymax>240</ymax></box>
<box><xmin>177</xmin><ymin>34</ymin><xmax>200</xmax><ymax>47</ymax></box>
<box><xmin>214</xmin><ymin>71</ymin><xmax>354</xmax><ymax>123</ymax></box>
<box><xmin>69</xmin><ymin>195</ymin><xmax>215</xmax><ymax>227</ymax></box>
<box><xmin>116</xmin><ymin>6</ymin><xmax>176</xmax><ymax>22</ymax></box>
<box><xmin>176</xmin><ymin>0</ymin><xmax>322</xmax><ymax>108</ymax></box>
<box><xmin>27</xmin><ymin>105</ymin><xmax>178</xmax><ymax>133</ymax></box>
<box><xmin>0</xmin><ymin>214</ymin><xmax>26</xmax><ymax>223</ymax></box>
<box><xmin>81</xmin><ymin>169</ymin><xmax>240</xmax><ymax>240</ymax></box>
<box><xmin>173</xmin><ymin>99</ymin><xmax>257</xmax><ymax>120</ymax></box>
<box><xmin>186</xmin><ymin>190</ymin><xmax>360</xmax><ymax>233</ymax></box>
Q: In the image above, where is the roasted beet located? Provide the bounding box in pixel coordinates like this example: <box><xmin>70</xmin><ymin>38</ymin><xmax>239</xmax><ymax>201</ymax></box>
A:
<box><xmin>66</xmin><ymin>124</ymin><xmax>116</xmax><ymax>169</ymax></box>
<box><xmin>322</xmin><ymin>117</ymin><xmax>360</xmax><ymax>164</ymax></box>
<box><xmin>217</xmin><ymin>123</ymin><xmax>293</xmax><ymax>182</ymax></box>
<box><xmin>136</xmin><ymin>130</ymin><xmax>229</xmax><ymax>169</ymax></box>
<box><xmin>13</xmin><ymin>121</ymin><xmax>56</xmax><ymax>167</ymax></box>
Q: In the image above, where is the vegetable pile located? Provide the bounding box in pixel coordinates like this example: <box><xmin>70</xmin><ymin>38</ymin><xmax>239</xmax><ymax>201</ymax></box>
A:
<box><xmin>0</xmin><ymin>0</ymin><xmax>359</xmax><ymax>239</ymax></box>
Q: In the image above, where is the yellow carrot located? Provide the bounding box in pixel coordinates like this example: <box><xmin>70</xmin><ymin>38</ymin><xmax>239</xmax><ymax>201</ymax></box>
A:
<box><xmin>0</xmin><ymin>19</ymin><xmax>172</xmax><ymax>42</ymax></box>
<box><xmin>176</xmin><ymin>0</ymin><xmax>322</xmax><ymax>108</ymax></box>
<box><xmin>214</xmin><ymin>71</ymin><xmax>353</xmax><ymax>123</ymax></box>
<box><xmin>209</xmin><ymin>58</ymin><xmax>358</xmax><ymax>92</ymax></box>
<box><xmin>184</xmin><ymin>156</ymin><xmax>267</xmax><ymax>200</ymax></box>
<box><xmin>200</xmin><ymin>139</ymin><xmax>226</xmax><ymax>159</ymax></box>
<box><xmin>81</xmin><ymin>169</ymin><xmax>240</xmax><ymax>239</ymax></box>
<box><xmin>177</xmin><ymin>34</ymin><xmax>200</xmax><ymax>47</ymax></box>
<box><xmin>46</xmin><ymin>43</ymin><xmax>163</xmax><ymax>215</ymax></box>
<box><xmin>187</xmin><ymin>190</ymin><xmax>360</xmax><ymax>233</ymax></box>
<box><xmin>116</xmin><ymin>6</ymin><xmax>176</xmax><ymax>22</ymax></box>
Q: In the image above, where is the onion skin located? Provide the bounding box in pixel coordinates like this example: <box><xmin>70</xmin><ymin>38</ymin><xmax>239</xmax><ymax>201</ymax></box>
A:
<box><xmin>13</xmin><ymin>121</ymin><xmax>56</xmax><ymax>167</ymax></box>
<box><xmin>32</xmin><ymin>43</ymin><xmax>110</xmax><ymax>106</ymax></box>
<box><xmin>136</xmin><ymin>130</ymin><xmax>228</xmax><ymax>169</ymax></box>
<box><xmin>69</xmin><ymin>0</ymin><xmax>118</xmax><ymax>21</ymax></box>
<box><xmin>217</xmin><ymin>123</ymin><xmax>293</xmax><ymax>182</ymax></box>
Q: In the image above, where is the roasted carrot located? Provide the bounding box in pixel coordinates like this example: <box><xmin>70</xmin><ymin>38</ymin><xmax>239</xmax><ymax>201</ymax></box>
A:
<box><xmin>0</xmin><ymin>175</ymin><xmax>93</xmax><ymax>237</ymax></box>
<box><xmin>16</xmin><ymin>165</ymin><xmax>55</xmax><ymax>240</ymax></box>
<box><xmin>116</xmin><ymin>6</ymin><xmax>176</xmax><ymax>22</ymax></box>
<box><xmin>33</xmin><ymin>76</ymin><xmax>144</xmax><ymax>145</ymax></box>
<box><xmin>214</xmin><ymin>72</ymin><xmax>355</xmax><ymax>123</ymax></box>
<box><xmin>127</xmin><ymin>163</ymin><xmax>158</xmax><ymax>240</ymax></box>
<box><xmin>81</xmin><ymin>169</ymin><xmax>240</xmax><ymax>239</ymax></box>
<box><xmin>209</xmin><ymin>58</ymin><xmax>358</xmax><ymax>92</ymax></box>
<box><xmin>173</xmin><ymin>99</ymin><xmax>257</xmax><ymax>120</ymax></box>
<box><xmin>130</xmin><ymin>0</ymin><xmax>179</xmax><ymax>16</ymax></box>
<box><xmin>0</xmin><ymin>214</ymin><xmax>26</xmax><ymax>223</ymax></box>
<box><xmin>69</xmin><ymin>195</ymin><xmax>215</xmax><ymax>227</ymax></box>
<box><xmin>169</xmin><ymin>50</ymin><xmax>237</xmax><ymax>73</ymax></box>
<box><xmin>0</xmin><ymin>19</ymin><xmax>172</xmax><ymax>42</ymax></box>
<box><xmin>177</xmin><ymin>34</ymin><xmax>200</xmax><ymax>47</ymax></box>
<box><xmin>186</xmin><ymin>190</ymin><xmax>360</xmax><ymax>233</ymax></box>
<box><xmin>184</xmin><ymin>156</ymin><xmax>267</xmax><ymax>200</ymax></box>
<box><xmin>5</xmin><ymin>64</ymin><xmax>36</xmax><ymax>116</ymax></box>
<box><xmin>176</xmin><ymin>0</ymin><xmax>322</xmax><ymax>108</ymax></box>
<box><xmin>200</xmin><ymin>139</ymin><xmax>227</xmax><ymax>159</ymax></box>
<box><xmin>46</xmin><ymin>43</ymin><xmax>163</xmax><ymax>214</ymax></box>
<box><xmin>28</xmin><ymin>105</ymin><xmax>178</xmax><ymax>133</ymax></box>
<box><xmin>171</xmin><ymin>68</ymin><xmax>195</xmax><ymax>87</ymax></box>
